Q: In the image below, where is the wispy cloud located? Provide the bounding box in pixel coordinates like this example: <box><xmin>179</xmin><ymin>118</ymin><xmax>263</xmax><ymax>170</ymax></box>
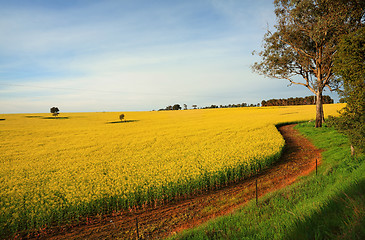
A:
<box><xmin>0</xmin><ymin>0</ymin><xmax>338</xmax><ymax>113</ymax></box>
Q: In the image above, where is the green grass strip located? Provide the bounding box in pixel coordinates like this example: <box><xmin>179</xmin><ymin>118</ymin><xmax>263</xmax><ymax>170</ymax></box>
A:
<box><xmin>170</xmin><ymin>122</ymin><xmax>365</xmax><ymax>240</ymax></box>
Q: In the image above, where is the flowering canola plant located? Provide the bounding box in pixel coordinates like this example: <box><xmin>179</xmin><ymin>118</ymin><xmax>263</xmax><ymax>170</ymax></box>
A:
<box><xmin>0</xmin><ymin>104</ymin><xmax>343</xmax><ymax>236</ymax></box>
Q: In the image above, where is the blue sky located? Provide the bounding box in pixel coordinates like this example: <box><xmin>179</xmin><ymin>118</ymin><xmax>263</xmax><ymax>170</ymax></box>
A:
<box><xmin>0</xmin><ymin>0</ymin><xmax>338</xmax><ymax>113</ymax></box>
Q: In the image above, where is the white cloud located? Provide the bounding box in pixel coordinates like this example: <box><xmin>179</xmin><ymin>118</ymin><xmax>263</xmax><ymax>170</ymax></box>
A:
<box><xmin>1</xmin><ymin>0</ymin><xmax>332</xmax><ymax>113</ymax></box>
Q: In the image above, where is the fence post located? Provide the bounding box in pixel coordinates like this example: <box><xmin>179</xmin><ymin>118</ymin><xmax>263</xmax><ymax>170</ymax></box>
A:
<box><xmin>256</xmin><ymin>179</ymin><xmax>258</xmax><ymax>206</ymax></box>
<box><xmin>316</xmin><ymin>159</ymin><xmax>318</xmax><ymax>176</ymax></box>
<box><xmin>136</xmin><ymin>216</ymin><xmax>140</xmax><ymax>240</ymax></box>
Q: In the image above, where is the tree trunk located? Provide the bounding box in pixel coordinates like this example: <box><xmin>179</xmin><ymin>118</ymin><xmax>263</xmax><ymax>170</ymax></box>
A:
<box><xmin>315</xmin><ymin>91</ymin><xmax>324</xmax><ymax>128</ymax></box>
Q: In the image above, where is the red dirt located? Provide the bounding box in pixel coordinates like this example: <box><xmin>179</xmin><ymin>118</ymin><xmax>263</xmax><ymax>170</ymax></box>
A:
<box><xmin>24</xmin><ymin>124</ymin><xmax>322</xmax><ymax>240</ymax></box>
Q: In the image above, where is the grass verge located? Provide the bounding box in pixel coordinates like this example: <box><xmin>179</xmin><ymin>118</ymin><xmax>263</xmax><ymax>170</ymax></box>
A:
<box><xmin>170</xmin><ymin>122</ymin><xmax>365</xmax><ymax>240</ymax></box>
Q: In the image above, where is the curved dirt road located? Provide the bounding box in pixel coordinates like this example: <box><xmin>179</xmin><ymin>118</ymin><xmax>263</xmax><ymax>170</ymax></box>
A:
<box><xmin>28</xmin><ymin>124</ymin><xmax>321</xmax><ymax>240</ymax></box>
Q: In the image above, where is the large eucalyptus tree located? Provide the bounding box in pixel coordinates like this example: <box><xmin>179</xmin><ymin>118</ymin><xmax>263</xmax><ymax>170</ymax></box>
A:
<box><xmin>253</xmin><ymin>0</ymin><xmax>364</xmax><ymax>127</ymax></box>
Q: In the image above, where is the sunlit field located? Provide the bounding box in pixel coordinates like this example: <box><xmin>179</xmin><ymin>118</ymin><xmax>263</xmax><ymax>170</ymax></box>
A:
<box><xmin>0</xmin><ymin>104</ymin><xmax>343</xmax><ymax>235</ymax></box>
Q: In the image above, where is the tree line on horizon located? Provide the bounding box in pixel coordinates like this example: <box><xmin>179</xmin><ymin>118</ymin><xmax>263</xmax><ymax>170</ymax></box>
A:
<box><xmin>261</xmin><ymin>95</ymin><xmax>334</xmax><ymax>107</ymax></box>
<box><xmin>158</xmin><ymin>95</ymin><xmax>336</xmax><ymax>111</ymax></box>
<box><xmin>202</xmin><ymin>103</ymin><xmax>261</xmax><ymax>109</ymax></box>
<box><xmin>158</xmin><ymin>102</ymin><xmax>262</xmax><ymax>111</ymax></box>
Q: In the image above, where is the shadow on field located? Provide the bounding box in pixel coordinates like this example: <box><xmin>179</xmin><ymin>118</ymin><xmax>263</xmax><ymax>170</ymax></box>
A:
<box><xmin>280</xmin><ymin>112</ymin><xmax>298</xmax><ymax>115</ymax></box>
<box><xmin>286</xmin><ymin>178</ymin><xmax>365</xmax><ymax>239</ymax></box>
<box><xmin>25</xmin><ymin>116</ymin><xmax>42</xmax><ymax>118</ymax></box>
<box><xmin>42</xmin><ymin>117</ymin><xmax>69</xmax><ymax>119</ymax></box>
<box><xmin>107</xmin><ymin>120</ymin><xmax>139</xmax><ymax>124</ymax></box>
<box><xmin>0</xmin><ymin>119</ymin><xmax>5</xmax><ymax>121</ymax></box>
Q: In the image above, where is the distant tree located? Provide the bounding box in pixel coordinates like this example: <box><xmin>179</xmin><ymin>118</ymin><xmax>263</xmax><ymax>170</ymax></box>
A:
<box><xmin>192</xmin><ymin>104</ymin><xmax>198</xmax><ymax>109</ymax></box>
<box><xmin>252</xmin><ymin>0</ymin><xmax>365</xmax><ymax>127</ymax></box>
<box><xmin>172</xmin><ymin>104</ymin><xmax>181</xmax><ymax>110</ymax></box>
<box><xmin>323</xmin><ymin>95</ymin><xmax>334</xmax><ymax>104</ymax></box>
<box><xmin>183</xmin><ymin>104</ymin><xmax>188</xmax><ymax>110</ymax></box>
<box><xmin>119</xmin><ymin>114</ymin><xmax>125</xmax><ymax>122</ymax></box>
<box><xmin>339</xmin><ymin>98</ymin><xmax>346</xmax><ymax>103</ymax></box>
<box><xmin>50</xmin><ymin>107</ymin><xmax>59</xmax><ymax>118</ymax></box>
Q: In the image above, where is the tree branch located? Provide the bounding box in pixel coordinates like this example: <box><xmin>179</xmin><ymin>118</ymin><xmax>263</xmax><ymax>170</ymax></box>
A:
<box><xmin>283</xmin><ymin>76</ymin><xmax>316</xmax><ymax>94</ymax></box>
<box><xmin>326</xmin><ymin>81</ymin><xmax>343</xmax><ymax>92</ymax></box>
<box><xmin>277</xmin><ymin>35</ymin><xmax>315</xmax><ymax>59</ymax></box>
<box><xmin>323</xmin><ymin>63</ymin><xmax>334</xmax><ymax>87</ymax></box>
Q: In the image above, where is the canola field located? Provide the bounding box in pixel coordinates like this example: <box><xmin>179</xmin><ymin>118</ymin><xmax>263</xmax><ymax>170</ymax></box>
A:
<box><xmin>0</xmin><ymin>104</ymin><xmax>343</xmax><ymax>235</ymax></box>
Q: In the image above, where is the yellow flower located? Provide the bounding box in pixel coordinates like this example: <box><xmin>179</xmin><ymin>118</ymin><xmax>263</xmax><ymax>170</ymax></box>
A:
<box><xmin>0</xmin><ymin>104</ymin><xmax>344</xmax><ymax>230</ymax></box>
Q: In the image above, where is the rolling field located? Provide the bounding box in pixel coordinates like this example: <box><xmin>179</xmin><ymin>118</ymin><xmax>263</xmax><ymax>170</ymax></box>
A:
<box><xmin>0</xmin><ymin>104</ymin><xmax>343</xmax><ymax>236</ymax></box>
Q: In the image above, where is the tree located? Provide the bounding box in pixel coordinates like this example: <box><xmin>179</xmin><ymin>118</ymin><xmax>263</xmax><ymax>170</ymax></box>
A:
<box><xmin>252</xmin><ymin>0</ymin><xmax>365</xmax><ymax>127</ymax></box>
<box><xmin>331</xmin><ymin>26</ymin><xmax>365</xmax><ymax>154</ymax></box>
<box><xmin>339</xmin><ymin>98</ymin><xmax>346</xmax><ymax>103</ymax></box>
<box><xmin>183</xmin><ymin>104</ymin><xmax>188</xmax><ymax>110</ymax></box>
<box><xmin>50</xmin><ymin>107</ymin><xmax>59</xmax><ymax>118</ymax></box>
<box><xmin>119</xmin><ymin>114</ymin><xmax>125</xmax><ymax>122</ymax></box>
<box><xmin>172</xmin><ymin>104</ymin><xmax>181</xmax><ymax>110</ymax></box>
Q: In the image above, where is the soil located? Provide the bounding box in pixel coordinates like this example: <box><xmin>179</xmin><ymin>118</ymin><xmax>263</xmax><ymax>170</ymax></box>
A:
<box><xmin>23</xmin><ymin>124</ymin><xmax>322</xmax><ymax>240</ymax></box>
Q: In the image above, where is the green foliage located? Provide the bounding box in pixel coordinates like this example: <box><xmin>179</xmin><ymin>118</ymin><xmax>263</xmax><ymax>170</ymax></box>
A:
<box><xmin>334</xmin><ymin>26</ymin><xmax>365</xmax><ymax>84</ymax></box>
<box><xmin>332</xmin><ymin>26</ymin><xmax>365</xmax><ymax>154</ymax></box>
<box><xmin>171</xmin><ymin>122</ymin><xmax>365</xmax><ymax>240</ymax></box>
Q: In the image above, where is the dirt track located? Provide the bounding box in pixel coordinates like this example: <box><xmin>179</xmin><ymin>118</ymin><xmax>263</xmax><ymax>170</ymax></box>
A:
<box><xmin>27</xmin><ymin>124</ymin><xmax>321</xmax><ymax>239</ymax></box>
